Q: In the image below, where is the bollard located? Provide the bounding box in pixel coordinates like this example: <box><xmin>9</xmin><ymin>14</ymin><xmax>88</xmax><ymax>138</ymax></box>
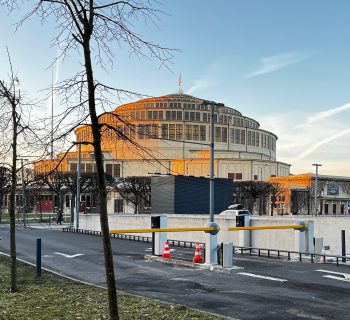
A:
<box><xmin>341</xmin><ymin>230</ymin><xmax>346</xmax><ymax>263</ymax></box>
<box><xmin>222</xmin><ymin>242</ymin><xmax>233</xmax><ymax>268</ymax></box>
<box><xmin>36</xmin><ymin>238</ymin><xmax>42</xmax><ymax>277</ymax></box>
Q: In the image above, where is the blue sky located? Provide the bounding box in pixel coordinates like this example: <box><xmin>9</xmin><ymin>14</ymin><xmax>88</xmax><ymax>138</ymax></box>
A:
<box><xmin>1</xmin><ymin>1</ymin><xmax>350</xmax><ymax>175</ymax></box>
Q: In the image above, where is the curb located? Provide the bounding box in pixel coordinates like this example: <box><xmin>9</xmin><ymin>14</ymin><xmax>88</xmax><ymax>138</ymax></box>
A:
<box><xmin>144</xmin><ymin>254</ymin><xmax>243</xmax><ymax>274</ymax></box>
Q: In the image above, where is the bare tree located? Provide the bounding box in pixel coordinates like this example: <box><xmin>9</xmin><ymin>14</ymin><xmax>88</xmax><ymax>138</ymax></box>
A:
<box><xmin>0</xmin><ymin>49</ymin><xmax>44</xmax><ymax>292</ymax></box>
<box><xmin>116</xmin><ymin>176</ymin><xmax>151</xmax><ymax>214</ymax></box>
<box><xmin>2</xmin><ymin>2</ymin><xmax>173</xmax><ymax>315</ymax></box>
<box><xmin>233</xmin><ymin>181</ymin><xmax>276</xmax><ymax>215</ymax></box>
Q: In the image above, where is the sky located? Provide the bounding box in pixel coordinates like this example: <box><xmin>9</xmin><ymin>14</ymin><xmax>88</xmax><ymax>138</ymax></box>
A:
<box><xmin>1</xmin><ymin>1</ymin><xmax>350</xmax><ymax>176</ymax></box>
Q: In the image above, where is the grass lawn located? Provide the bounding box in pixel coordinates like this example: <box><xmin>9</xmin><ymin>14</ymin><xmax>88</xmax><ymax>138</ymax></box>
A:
<box><xmin>0</xmin><ymin>213</ymin><xmax>70</xmax><ymax>224</ymax></box>
<box><xmin>0</xmin><ymin>257</ymin><xmax>222</xmax><ymax>320</ymax></box>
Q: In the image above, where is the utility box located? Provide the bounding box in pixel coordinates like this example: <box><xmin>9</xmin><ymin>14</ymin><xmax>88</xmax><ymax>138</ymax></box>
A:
<box><xmin>151</xmin><ymin>175</ymin><xmax>233</xmax><ymax>214</ymax></box>
<box><xmin>221</xmin><ymin>242</ymin><xmax>233</xmax><ymax>268</ymax></box>
<box><xmin>151</xmin><ymin>215</ymin><xmax>167</xmax><ymax>256</ymax></box>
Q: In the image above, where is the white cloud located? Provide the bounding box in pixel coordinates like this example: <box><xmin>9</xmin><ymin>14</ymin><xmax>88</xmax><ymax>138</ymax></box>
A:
<box><xmin>290</xmin><ymin>127</ymin><xmax>350</xmax><ymax>163</ymax></box>
<box><xmin>187</xmin><ymin>79</ymin><xmax>207</xmax><ymax>95</ymax></box>
<box><xmin>245</xmin><ymin>52</ymin><xmax>309</xmax><ymax>78</ymax></box>
<box><xmin>261</xmin><ymin>107</ymin><xmax>350</xmax><ymax>176</ymax></box>
<box><xmin>296</xmin><ymin>103</ymin><xmax>350</xmax><ymax>128</ymax></box>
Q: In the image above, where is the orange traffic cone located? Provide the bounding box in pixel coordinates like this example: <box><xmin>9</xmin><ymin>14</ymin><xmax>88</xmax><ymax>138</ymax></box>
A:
<box><xmin>193</xmin><ymin>242</ymin><xmax>203</xmax><ymax>263</ymax></box>
<box><xmin>162</xmin><ymin>240</ymin><xmax>171</xmax><ymax>258</ymax></box>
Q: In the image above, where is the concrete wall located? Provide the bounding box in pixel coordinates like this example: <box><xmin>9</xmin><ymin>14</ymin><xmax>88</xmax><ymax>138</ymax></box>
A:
<box><xmin>79</xmin><ymin>214</ymin><xmax>350</xmax><ymax>255</ymax></box>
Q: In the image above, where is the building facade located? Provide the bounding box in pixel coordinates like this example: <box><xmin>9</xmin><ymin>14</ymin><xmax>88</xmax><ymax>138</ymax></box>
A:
<box><xmin>34</xmin><ymin>93</ymin><xmax>290</xmax><ymax>214</ymax></box>
<box><xmin>268</xmin><ymin>173</ymin><xmax>350</xmax><ymax>215</ymax></box>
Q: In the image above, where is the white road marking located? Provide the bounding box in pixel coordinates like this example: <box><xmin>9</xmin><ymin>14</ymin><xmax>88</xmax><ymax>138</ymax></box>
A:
<box><xmin>323</xmin><ymin>275</ymin><xmax>350</xmax><ymax>283</ymax></box>
<box><xmin>144</xmin><ymin>248</ymin><xmax>152</xmax><ymax>252</ymax></box>
<box><xmin>42</xmin><ymin>255</ymin><xmax>54</xmax><ymax>258</ymax></box>
<box><xmin>238</xmin><ymin>272</ymin><xmax>288</xmax><ymax>282</ymax></box>
<box><xmin>54</xmin><ymin>252</ymin><xmax>84</xmax><ymax>258</ymax></box>
<box><xmin>316</xmin><ymin>269</ymin><xmax>350</xmax><ymax>280</ymax></box>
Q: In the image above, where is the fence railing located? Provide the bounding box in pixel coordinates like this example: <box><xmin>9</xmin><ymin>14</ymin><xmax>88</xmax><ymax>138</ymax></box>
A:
<box><xmin>63</xmin><ymin>227</ymin><xmax>203</xmax><ymax>250</ymax></box>
<box><xmin>233</xmin><ymin>245</ymin><xmax>350</xmax><ymax>266</ymax></box>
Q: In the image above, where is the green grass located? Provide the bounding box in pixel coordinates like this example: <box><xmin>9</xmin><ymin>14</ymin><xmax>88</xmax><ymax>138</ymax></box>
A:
<box><xmin>0</xmin><ymin>257</ymin><xmax>222</xmax><ymax>320</ymax></box>
<box><xmin>0</xmin><ymin>213</ymin><xmax>70</xmax><ymax>224</ymax></box>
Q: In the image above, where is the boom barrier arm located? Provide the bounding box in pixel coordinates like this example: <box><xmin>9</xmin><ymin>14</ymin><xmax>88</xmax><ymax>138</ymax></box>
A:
<box><xmin>109</xmin><ymin>227</ymin><xmax>217</xmax><ymax>234</ymax></box>
<box><xmin>109</xmin><ymin>225</ymin><xmax>304</xmax><ymax>234</ymax></box>
<box><xmin>228</xmin><ymin>225</ymin><xmax>305</xmax><ymax>231</ymax></box>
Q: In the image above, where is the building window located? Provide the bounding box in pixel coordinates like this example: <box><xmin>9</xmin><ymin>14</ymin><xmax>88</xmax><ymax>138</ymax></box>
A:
<box><xmin>254</xmin><ymin>175</ymin><xmax>258</xmax><ymax>181</ymax></box>
<box><xmin>228</xmin><ymin>173</ymin><xmax>242</xmax><ymax>180</ymax></box>
<box><xmin>114</xmin><ymin>164</ymin><xmax>121</xmax><ymax>177</ymax></box>
<box><xmin>70</xmin><ymin>163</ymin><xmax>77</xmax><ymax>172</ymax></box>
<box><xmin>324</xmin><ymin>203</ymin><xmax>329</xmax><ymax>214</ymax></box>
<box><xmin>176</xmin><ymin>124</ymin><xmax>183</xmax><ymax>140</ymax></box>
<box><xmin>185</xmin><ymin>124</ymin><xmax>193</xmax><ymax>140</ymax></box>
<box><xmin>240</xmin><ymin>130</ymin><xmax>245</xmax><ymax>145</ymax></box>
<box><xmin>106</xmin><ymin>164</ymin><xmax>113</xmax><ymax>177</ymax></box>
<box><xmin>341</xmin><ymin>203</ymin><xmax>345</xmax><ymax>214</ymax></box>
<box><xmin>215</xmin><ymin>127</ymin><xmax>221</xmax><ymax>142</ymax></box>
<box><xmin>138</xmin><ymin>124</ymin><xmax>145</xmax><ymax>139</ymax></box>
<box><xmin>169</xmin><ymin>124</ymin><xmax>176</xmax><ymax>140</ymax></box>
<box><xmin>65</xmin><ymin>195</ymin><xmax>70</xmax><ymax>208</ymax></box>
<box><xmin>222</xmin><ymin>127</ymin><xmax>227</xmax><ymax>143</ymax></box>
<box><xmin>200</xmin><ymin>125</ymin><xmax>206</xmax><ymax>141</ymax></box>
<box><xmin>247</xmin><ymin>131</ymin><xmax>252</xmax><ymax>146</ymax></box>
<box><xmin>193</xmin><ymin>125</ymin><xmax>199</xmax><ymax>141</ymax></box>
<box><xmin>333</xmin><ymin>203</ymin><xmax>337</xmax><ymax>214</ymax></box>
<box><xmin>114</xmin><ymin>199</ymin><xmax>124</xmax><ymax>213</ymax></box>
<box><xmin>161</xmin><ymin>124</ymin><xmax>168</xmax><ymax>139</ymax></box>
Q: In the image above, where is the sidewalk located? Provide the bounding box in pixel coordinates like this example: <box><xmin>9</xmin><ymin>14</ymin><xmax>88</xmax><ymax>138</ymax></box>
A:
<box><xmin>28</xmin><ymin>223</ymin><xmax>71</xmax><ymax>230</ymax></box>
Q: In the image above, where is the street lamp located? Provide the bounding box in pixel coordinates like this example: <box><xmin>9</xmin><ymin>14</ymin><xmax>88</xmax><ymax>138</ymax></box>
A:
<box><xmin>312</xmin><ymin>164</ymin><xmax>322</xmax><ymax>216</ymax></box>
<box><xmin>201</xmin><ymin>100</ymin><xmax>224</xmax><ymax>265</ymax></box>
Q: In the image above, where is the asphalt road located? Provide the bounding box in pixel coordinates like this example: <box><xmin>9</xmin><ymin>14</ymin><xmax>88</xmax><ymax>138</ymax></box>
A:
<box><xmin>0</xmin><ymin>224</ymin><xmax>349</xmax><ymax>320</ymax></box>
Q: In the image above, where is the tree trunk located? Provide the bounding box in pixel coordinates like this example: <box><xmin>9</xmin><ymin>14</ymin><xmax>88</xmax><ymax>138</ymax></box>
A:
<box><xmin>83</xmin><ymin>39</ymin><xmax>119</xmax><ymax>319</ymax></box>
<box><xmin>9</xmin><ymin>102</ymin><xmax>17</xmax><ymax>292</ymax></box>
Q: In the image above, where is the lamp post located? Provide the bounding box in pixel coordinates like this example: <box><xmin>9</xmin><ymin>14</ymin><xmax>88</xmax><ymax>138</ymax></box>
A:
<box><xmin>20</xmin><ymin>158</ymin><xmax>28</xmax><ymax>228</ymax></box>
<box><xmin>199</xmin><ymin>100</ymin><xmax>224</xmax><ymax>264</ymax></box>
<box><xmin>74</xmin><ymin>143</ymin><xmax>81</xmax><ymax>229</ymax></box>
<box><xmin>312</xmin><ymin>163</ymin><xmax>322</xmax><ymax>216</ymax></box>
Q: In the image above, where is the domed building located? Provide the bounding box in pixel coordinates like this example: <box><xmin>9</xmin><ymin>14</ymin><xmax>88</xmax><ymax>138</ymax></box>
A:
<box><xmin>37</xmin><ymin>93</ymin><xmax>290</xmax><ymax>179</ymax></box>
<box><xmin>35</xmin><ymin>93</ymin><xmax>290</xmax><ymax>213</ymax></box>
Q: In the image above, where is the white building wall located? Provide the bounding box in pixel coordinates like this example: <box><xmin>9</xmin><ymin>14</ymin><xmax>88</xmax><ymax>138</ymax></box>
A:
<box><xmin>79</xmin><ymin>214</ymin><xmax>350</xmax><ymax>255</ymax></box>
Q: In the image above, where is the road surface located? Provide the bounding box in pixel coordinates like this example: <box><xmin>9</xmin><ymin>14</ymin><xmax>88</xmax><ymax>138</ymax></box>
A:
<box><xmin>0</xmin><ymin>224</ymin><xmax>349</xmax><ymax>319</ymax></box>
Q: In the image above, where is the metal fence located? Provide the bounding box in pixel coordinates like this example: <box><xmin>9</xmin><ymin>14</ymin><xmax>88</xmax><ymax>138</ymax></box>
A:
<box><xmin>233</xmin><ymin>245</ymin><xmax>350</xmax><ymax>266</ymax></box>
<box><xmin>63</xmin><ymin>227</ymin><xmax>203</xmax><ymax>250</ymax></box>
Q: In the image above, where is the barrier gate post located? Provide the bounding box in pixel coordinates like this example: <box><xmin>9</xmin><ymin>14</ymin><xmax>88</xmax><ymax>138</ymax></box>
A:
<box><xmin>151</xmin><ymin>215</ymin><xmax>167</xmax><ymax>256</ymax></box>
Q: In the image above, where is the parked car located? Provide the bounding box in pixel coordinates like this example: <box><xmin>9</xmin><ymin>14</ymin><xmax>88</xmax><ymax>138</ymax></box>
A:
<box><xmin>219</xmin><ymin>209</ymin><xmax>252</xmax><ymax>216</ymax></box>
<box><xmin>227</xmin><ymin>204</ymin><xmax>245</xmax><ymax>210</ymax></box>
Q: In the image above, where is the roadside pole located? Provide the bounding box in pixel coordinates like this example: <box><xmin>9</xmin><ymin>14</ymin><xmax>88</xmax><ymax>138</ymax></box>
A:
<box><xmin>207</xmin><ymin>102</ymin><xmax>217</xmax><ymax>264</ymax></box>
<box><xmin>21</xmin><ymin>158</ymin><xmax>27</xmax><ymax>228</ymax></box>
<box><xmin>342</xmin><ymin>230</ymin><xmax>346</xmax><ymax>263</ymax></box>
<box><xmin>74</xmin><ymin>143</ymin><xmax>81</xmax><ymax>229</ymax></box>
<box><xmin>36</xmin><ymin>238</ymin><xmax>42</xmax><ymax>277</ymax></box>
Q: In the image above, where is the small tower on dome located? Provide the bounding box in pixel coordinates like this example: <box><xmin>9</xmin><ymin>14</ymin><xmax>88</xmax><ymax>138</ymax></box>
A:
<box><xmin>178</xmin><ymin>73</ymin><xmax>183</xmax><ymax>95</ymax></box>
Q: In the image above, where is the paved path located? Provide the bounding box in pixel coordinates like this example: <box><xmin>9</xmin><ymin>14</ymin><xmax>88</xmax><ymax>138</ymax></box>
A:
<box><xmin>0</xmin><ymin>225</ymin><xmax>349</xmax><ymax>319</ymax></box>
